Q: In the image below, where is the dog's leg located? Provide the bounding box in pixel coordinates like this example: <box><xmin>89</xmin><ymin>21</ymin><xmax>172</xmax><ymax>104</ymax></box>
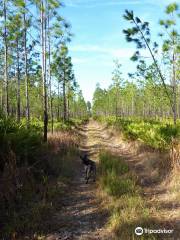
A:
<box><xmin>93</xmin><ymin>165</ymin><xmax>96</xmax><ymax>182</ymax></box>
<box><xmin>86</xmin><ymin>166</ymin><xmax>90</xmax><ymax>184</ymax></box>
<box><xmin>84</xmin><ymin>166</ymin><xmax>88</xmax><ymax>180</ymax></box>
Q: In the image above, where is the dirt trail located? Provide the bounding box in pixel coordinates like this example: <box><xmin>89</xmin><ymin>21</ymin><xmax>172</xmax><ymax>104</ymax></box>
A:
<box><xmin>46</xmin><ymin>121</ymin><xmax>110</xmax><ymax>240</ymax></box>
<box><xmin>46</xmin><ymin>120</ymin><xmax>180</xmax><ymax>240</ymax></box>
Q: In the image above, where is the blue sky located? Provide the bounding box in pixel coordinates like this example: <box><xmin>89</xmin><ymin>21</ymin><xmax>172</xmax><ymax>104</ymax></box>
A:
<box><xmin>61</xmin><ymin>0</ymin><xmax>179</xmax><ymax>102</ymax></box>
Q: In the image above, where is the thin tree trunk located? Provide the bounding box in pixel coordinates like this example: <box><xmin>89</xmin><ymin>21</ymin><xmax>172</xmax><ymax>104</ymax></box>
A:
<box><xmin>172</xmin><ymin>51</ymin><xmax>177</xmax><ymax>125</ymax></box>
<box><xmin>63</xmin><ymin>72</ymin><xmax>67</xmax><ymax>122</ymax></box>
<box><xmin>47</xmin><ymin>7</ymin><xmax>53</xmax><ymax>133</ymax></box>
<box><xmin>67</xmin><ymin>96</ymin><xmax>70</xmax><ymax>120</ymax></box>
<box><xmin>57</xmin><ymin>81</ymin><xmax>60</xmax><ymax>121</ymax></box>
<box><xmin>24</xmin><ymin>1</ymin><xmax>30</xmax><ymax>126</ymax></box>
<box><xmin>1</xmin><ymin>80</ymin><xmax>3</xmax><ymax>112</ymax></box>
<box><xmin>115</xmin><ymin>88</ymin><xmax>118</xmax><ymax>121</ymax></box>
<box><xmin>3</xmin><ymin>0</ymin><xmax>9</xmax><ymax>116</ymax></box>
<box><xmin>41</xmin><ymin>0</ymin><xmax>48</xmax><ymax>142</ymax></box>
<box><xmin>16</xmin><ymin>38</ymin><xmax>20</xmax><ymax>122</ymax></box>
<box><xmin>131</xmin><ymin>96</ymin><xmax>134</xmax><ymax>116</ymax></box>
<box><xmin>133</xmin><ymin>18</ymin><xmax>174</xmax><ymax>112</ymax></box>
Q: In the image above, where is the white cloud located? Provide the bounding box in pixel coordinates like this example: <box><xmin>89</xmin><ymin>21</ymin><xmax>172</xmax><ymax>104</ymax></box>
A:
<box><xmin>65</xmin><ymin>0</ymin><xmax>175</xmax><ymax>8</ymax></box>
<box><xmin>65</xmin><ymin>0</ymin><xmax>141</xmax><ymax>8</ymax></box>
<box><xmin>70</xmin><ymin>44</ymin><xmax>150</xmax><ymax>59</ymax></box>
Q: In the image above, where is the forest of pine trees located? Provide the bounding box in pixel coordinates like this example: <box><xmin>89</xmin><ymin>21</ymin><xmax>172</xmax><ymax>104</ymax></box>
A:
<box><xmin>0</xmin><ymin>1</ymin><xmax>88</xmax><ymax>237</ymax></box>
<box><xmin>92</xmin><ymin>3</ymin><xmax>180</xmax><ymax>123</ymax></box>
<box><xmin>0</xmin><ymin>1</ymin><xmax>180</xmax><ymax>239</ymax></box>
<box><xmin>0</xmin><ymin>0</ymin><xmax>88</xmax><ymax>139</ymax></box>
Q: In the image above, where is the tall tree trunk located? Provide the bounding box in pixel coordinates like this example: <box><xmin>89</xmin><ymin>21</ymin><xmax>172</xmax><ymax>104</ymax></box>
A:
<box><xmin>115</xmin><ymin>88</ymin><xmax>118</xmax><ymax>121</ymax></box>
<box><xmin>41</xmin><ymin>0</ymin><xmax>48</xmax><ymax>141</ymax></box>
<box><xmin>67</xmin><ymin>85</ymin><xmax>70</xmax><ymax>121</ymax></box>
<box><xmin>24</xmin><ymin>1</ymin><xmax>30</xmax><ymax>127</ymax></box>
<box><xmin>57</xmin><ymin>81</ymin><xmax>60</xmax><ymax>121</ymax></box>
<box><xmin>3</xmin><ymin>0</ymin><xmax>9</xmax><ymax>116</ymax></box>
<box><xmin>131</xmin><ymin>96</ymin><xmax>134</xmax><ymax>116</ymax></box>
<box><xmin>16</xmin><ymin>38</ymin><xmax>20</xmax><ymax>122</ymax></box>
<box><xmin>47</xmin><ymin>7</ymin><xmax>53</xmax><ymax>133</ymax></box>
<box><xmin>63</xmin><ymin>72</ymin><xmax>67</xmax><ymax>122</ymax></box>
<box><xmin>172</xmin><ymin>51</ymin><xmax>177</xmax><ymax>125</ymax></box>
<box><xmin>67</xmin><ymin>96</ymin><xmax>70</xmax><ymax>120</ymax></box>
<box><xmin>1</xmin><ymin>81</ymin><xmax>3</xmax><ymax>112</ymax></box>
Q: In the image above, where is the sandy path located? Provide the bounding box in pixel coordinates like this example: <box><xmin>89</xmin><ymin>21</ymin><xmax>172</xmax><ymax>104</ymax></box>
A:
<box><xmin>46</xmin><ymin>120</ymin><xmax>180</xmax><ymax>240</ymax></box>
<box><xmin>45</xmin><ymin>121</ymin><xmax>110</xmax><ymax>240</ymax></box>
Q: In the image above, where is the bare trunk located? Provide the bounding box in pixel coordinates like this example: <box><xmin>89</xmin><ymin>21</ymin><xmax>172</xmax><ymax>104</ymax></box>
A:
<box><xmin>172</xmin><ymin>51</ymin><xmax>177</xmax><ymax>125</ymax></box>
<box><xmin>1</xmin><ymin>80</ymin><xmax>3</xmax><ymax>112</ymax></box>
<box><xmin>63</xmin><ymin>73</ymin><xmax>67</xmax><ymax>122</ymax></box>
<box><xmin>3</xmin><ymin>0</ymin><xmax>9</xmax><ymax>116</ymax></box>
<box><xmin>115</xmin><ymin>89</ymin><xmax>118</xmax><ymax>121</ymax></box>
<box><xmin>41</xmin><ymin>0</ymin><xmax>48</xmax><ymax>142</ymax></box>
<box><xmin>47</xmin><ymin>8</ymin><xmax>53</xmax><ymax>133</ymax></box>
<box><xmin>57</xmin><ymin>81</ymin><xmax>60</xmax><ymax>120</ymax></box>
<box><xmin>16</xmin><ymin>38</ymin><xmax>20</xmax><ymax>122</ymax></box>
<box><xmin>131</xmin><ymin>96</ymin><xmax>134</xmax><ymax>116</ymax></box>
<box><xmin>67</xmin><ymin>95</ymin><xmax>70</xmax><ymax>120</ymax></box>
<box><xmin>24</xmin><ymin>2</ymin><xmax>30</xmax><ymax>126</ymax></box>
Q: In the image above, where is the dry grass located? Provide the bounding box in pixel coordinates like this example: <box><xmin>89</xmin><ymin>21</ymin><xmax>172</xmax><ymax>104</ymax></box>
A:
<box><xmin>100</xmin><ymin>128</ymin><xmax>180</xmax><ymax>239</ymax></box>
<box><xmin>97</xmin><ymin>151</ymin><xmax>161</xmax><ymax>240</ymax></box>
<box><xmin>1</xmin><ymin>130</ymin><xmax>80</xmax><ymax>239</ymax></box>
<box><xmin>48</xmin><ymin>131</ymin><xmax>80</xmax><ymax>153</ymax></box>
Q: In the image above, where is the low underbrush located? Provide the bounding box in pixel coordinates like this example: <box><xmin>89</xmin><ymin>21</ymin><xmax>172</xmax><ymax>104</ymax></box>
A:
<box><xmin>95</xmin><ymin>116</ymin><xmax>180</xmax><ymax>150</ymax></box>
<box><xmin>98</xmin><ymin>152</ymin><xmax>167</xmax><ymax>240</ymax></box>
<box><xmin>53</xmin><ymin>117</ymin><xmax>89</xmax><ymax>131</ymax></box>
<box><xmin>0</xmin><ymin>117</ymin><xmax>80</xmax><ymax>239</ymax></box>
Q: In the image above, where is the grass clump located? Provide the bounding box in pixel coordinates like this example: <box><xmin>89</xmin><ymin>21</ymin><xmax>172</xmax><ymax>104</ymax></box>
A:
<box><xmin>98</xmin><ymin>152</ymin><xmax>159</xmax><ymax>239</ymax></box>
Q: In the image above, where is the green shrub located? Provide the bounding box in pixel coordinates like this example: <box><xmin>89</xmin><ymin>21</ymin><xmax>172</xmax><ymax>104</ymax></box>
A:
<box><xmin>99</xmin><ymin>152</ymin><xmax>136</xmax><ymax>198</ymax></box>
<box><xmin>0</xmin><ymin>117</ymin><xmax>80</xmax><ymax>238</ymax></box>
<box><xmin>100</xmin><ymin>152</ymin><xmax>129</xmax><ymax>175</ymax></box>
<box><xmin>0</xmin><ymin>118</ymin><xmax>42</xmax><ymax>168</ymax></box>
<box><xmin>53</xmin><ymin>121</ymin><xmax>72</xmax><ymax>131</ymax></box>
<box><xmin>96</xmin><ymin>116</ymin><xmax>180</xmax><ymax>149</ymax></box>
<box><xmin>101</xmin><ymin>173</ymin><xmax>136</xmax><ymax>197</ymax></box>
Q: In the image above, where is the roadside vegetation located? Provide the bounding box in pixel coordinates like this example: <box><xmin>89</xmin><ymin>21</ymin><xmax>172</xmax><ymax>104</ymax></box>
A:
<box><xmin>95</xmin><ymin>116</ymin><xmax>180</xmax><ymax>150</ymax></box>
<box><xmin>92</xmin><ymin>3</ymin><xmax>180</xmax><ymax>238</ymax></box>
<box><xmin>0</xmin><ymin>0</ymin><xmax>89</xmax><ymax>238</ymax></box>
<box><xmin>0</xmin><ymin>116</ymin><xmax>81</xmax><ymax>239</ymax></box>
<box><xmin>98</xmin><ymin>152</ymin><xmax>160</xmax><ymax>240</ymax></box>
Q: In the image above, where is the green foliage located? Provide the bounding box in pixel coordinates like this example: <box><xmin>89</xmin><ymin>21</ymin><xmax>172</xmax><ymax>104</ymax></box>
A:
<box><xmin>53</xmin><ymin>117</ymin><xmax>89</xmax><ymax>131</ymax></box>
<box><xmin>53</xmin><ymin>121</ymin><xmax>72</xmax><ymax>131</ymax></box>
<box><xmin>98</xmin><ymin>152</ymin><xmax>158</xmax><ymax>239</ymax></box>
<box><xmin>122</xmin><ymin>3</ymin><xmax>180</xmax><ymax>118</ymax></box>
<box><xmin>0</xmin><ymin>117</ymin><xmax>42</xmax><ymax>167</ymax></box>
<box><xmin>100</xmin><ymin>152</ymin><xmax>129</xmax><ymax>175</ymax></box>
<box><xmin>0</xmin><ymin>117</ymin><xmax>80</xmax><ymax>238</ymax></box>
<box><xmin>99</xmin><ymin>152</ymin><xmax>136</xmax><ymax>197</ymax></box>
<box><xmin>166</xmin><ymin>2</ymin><xmax>179</xmax><ymax>14</ymax></box>
<box><xmin>96</xmin><ymin>116</ymin><xmax>180</xmax><ymax>149</ymax></box>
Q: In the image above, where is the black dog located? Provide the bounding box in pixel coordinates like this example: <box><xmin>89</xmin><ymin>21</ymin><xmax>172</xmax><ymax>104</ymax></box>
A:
<box><xmin>80</xmin><ymin>154</ymin><xmax>96</xmax><ymax>184</ymax></box>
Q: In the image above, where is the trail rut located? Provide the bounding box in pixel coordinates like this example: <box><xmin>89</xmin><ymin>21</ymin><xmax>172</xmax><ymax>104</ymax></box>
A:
<box><xmin>46</xmin><ymin>121</ymin><xmax>110</xmax><ymax>240</ymax></box>
<box><xmin>46</xmin><ymin>120</ymin><xmax>180</xmax><ymax>240</ymax></box>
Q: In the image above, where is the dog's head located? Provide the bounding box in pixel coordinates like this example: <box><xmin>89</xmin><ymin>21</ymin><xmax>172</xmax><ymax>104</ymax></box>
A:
<box><xmin>80</xmin><ymin>154</ymin><xmax>88</xmax><ymax>162</ymax></box>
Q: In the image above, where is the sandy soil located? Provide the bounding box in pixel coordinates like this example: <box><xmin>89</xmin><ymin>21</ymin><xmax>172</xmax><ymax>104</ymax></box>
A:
<box><xmin>45</xmin><ymin>120</ymin><xmax>180</xmax><ymax>240</ymax></box>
